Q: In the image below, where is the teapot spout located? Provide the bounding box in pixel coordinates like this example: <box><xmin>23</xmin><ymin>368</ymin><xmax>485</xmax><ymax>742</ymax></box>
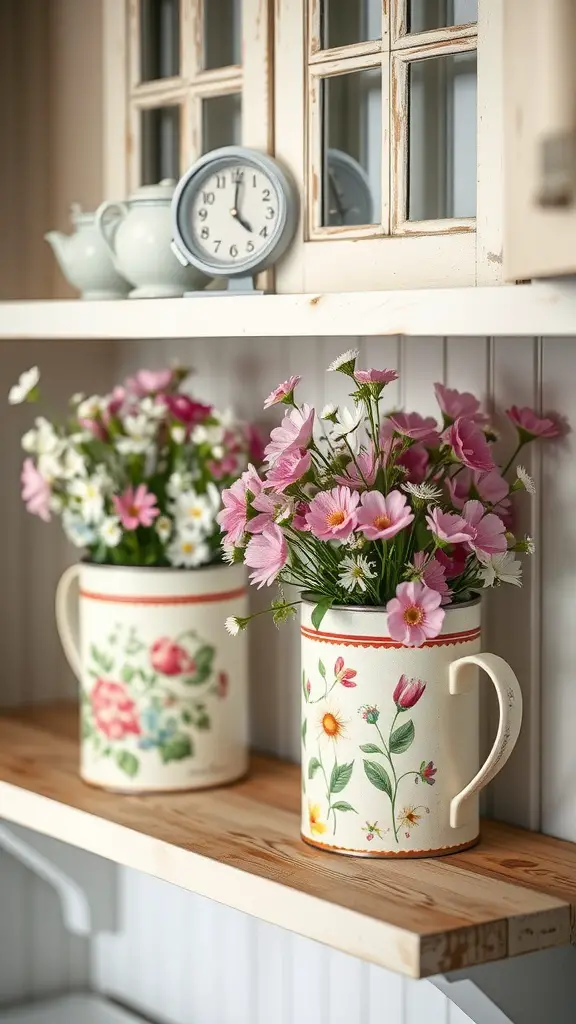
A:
<box><xmin>44</xmin><ymin>230</ymin><xmax>70</xmax><ymax>273</ymax></box>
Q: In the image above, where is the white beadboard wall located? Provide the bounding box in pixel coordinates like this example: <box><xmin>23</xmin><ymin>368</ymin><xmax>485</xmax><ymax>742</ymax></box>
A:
<box><xmin>0</xmin><ymin>331</ymin><xmax>573</xmax><ymax>1023</ymax></box>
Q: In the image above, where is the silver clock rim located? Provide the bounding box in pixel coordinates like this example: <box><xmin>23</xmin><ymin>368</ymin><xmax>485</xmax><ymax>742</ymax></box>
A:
<box><xmin>171</xmin><ymin>146</ymin><xmax>299</xmax><ymax>279</ymax></box>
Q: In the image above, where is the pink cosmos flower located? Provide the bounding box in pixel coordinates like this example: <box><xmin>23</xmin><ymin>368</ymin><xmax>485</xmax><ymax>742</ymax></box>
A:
<box><xmin>425</xmin><ymin>507</ymin><xmax>474</xmax><ymax>545</ymax></box>
<box><xmin>263</xmin><ymin>375</ymin><xmax>302</xmax><ymax>409</ymax></box>
<box><xmin>357</xmin><ymin>489</ymin><xmax>414</xmax><ymax>541</ymax></box>
<box><xmin>264</xmin><ymin>404</ymin><xmax>315</xmax><ymax>464</ymax></box>
<box><xmin>306</xmin><ymin>486</ymin><xmax>359</xmax><ymax>541</ymax></box>
<box><xmin>247</xmin><ymin>423</ymin><xmax>266</xmax><ymax>465</ymax></box>
<box><xmin>419</xmin><ymin>761</ymin><xmax>437</xmax><ymax>785</ymax></box>
<box><xmin>105</xmin><ymin>386</ymin><xmax>127</xmax><ymax>419</ymax></box>
<box><xmin>164</xmin><ymin>394</ymin><xmax>212</xmax><ymax>426</ymax></box>
<box><xmin>506</xmin><ymin>405</ymin><xmax>560</xmax><ymax>439</ymax></box>
<box><xmin>393</xmin><ymin>674</ymin><xmax>426</xmax><ymax>709</ymax></box>
<box><xmin>208</xmin><ymin>454</ymin><xmax>239</xmax><ymax>480</ymax></box>
<box><xmin>217</xmin><ymin>464</ymin><xmax>264</xmax><ymax>545</ymax></box>
<box><xmin>334</xmin><ymin>657</ymin><xmax>357</xmax><ymax>687</ymax></box>
<box><xmin>127</xmin><ymin>368</ymin><xmax>173</xmax><ymax>396</ymax></box>
<box><xmin>412</xmin><ymin>552</ymin><xmax>451</xmax><ymax>602</ymax></box>
<box><xmin>79</xmin><ymin>417</ymin><xmax>108</xmax><ymax>442</ymax></box>
<box><xmin>293</xmin><ymin>501</ymin><xmax>311</xmax><ymax>531</ymax></box>
<box><xmin>386</xmin><ymin>581</ymin><xmax>445</xmax><ymax>648</ymax></box>
<box><xmin>387</xmin><ymin>411</ymin><xmax>440</xmax><ymax>444</ymax></box>
<box><xmin>436</xmin><ymin>544</ymin><xmax>469</xmax><ymax>579</ymax></box>
<box><xmin>112</xmin><ymin>484</ymin><xmax>159</xmax><ymax>530</ymax></box>
<box><xmin>21</xmin><ymin>458</ymin><xmax>51</xmax><ymax>522</ymax></box>
<box><xmin>434</xmin><ymin>383</ymin><xmax>488</xmax><ymax>425</ymax></box>
<box><xmin>265</xmin><ymin>448</ymin><xmax>311</xmax><ymax>492</ymax></box>
<box><xmin>354</xmin><ymin>368</ymin><xmax>399</xmax><ymax>385</ymax></box>
<box><xmin>244</xmin><ymin>523</ymin><xmax>288</xmax><ymax>588</ymax></box>
<box><xmin>335</xmin><ymin>448</ymin><xmax>379</xmax><ymax>489</ymax></box>
<box><xmin>462</xmin><ymin>499</ymin><xmax>507</xmax><ymax>557</ymax></box>
<box><xmin>447</xmin><ymin>468</ymin><xmax>509</xmax><ymax>510</ymax></box>
<box><xmin>399</xmin><ymin>443</ymin><xmax>429</xmax><ymax>484</ymax></box>
<box><xmin>150</xmin><ymin>638</ymin><xmax>196</xmax><ymax>676</ymax></box>
<box><xmin>444</xmin><ymin>417</ymin><xmax>495</xmax><ymax>472</ymax></box>
<box><xmin>245</xmin><ymin>490</ymin><xmax>291</xmax><ymax>534</ymax></box>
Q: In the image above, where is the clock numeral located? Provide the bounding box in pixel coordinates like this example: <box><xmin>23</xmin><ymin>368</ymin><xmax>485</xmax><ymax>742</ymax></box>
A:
<box><xmin>230</xmin><ymin>244</ymin><xmax>238</xmax><ymax>258</ymax></box>
<box><xmin>198</xmin><ymin>208</ymin><xmax>208</xmax><ymax>221</ymax></box>
<box><xmin>246</xmin><ymin>241</ymin><xmax>255</xmax><ymax>253</ymax></box>
<box><xmin>266</xmin><ymin>207</ymin><xmax>275</xmax><ymax>220</ymax></box>
<box><xmin>259</xmin><ymin>226</ymin><xmax>268</xmax><ymax>238</ymax></box>
<box><xmin>262</xmin><ymin>188</ymin><xmax>271</xmax><ymax>201</ymax></box>
<box><xmin>252</xmin><ymin>174</ymin><xmax>258</xmax><ymax>187</ymax></box>
<box><xmin>214</xmin><ymin>240</ymin><xmax>221</xmax><ymax>253</ymax></box>
<box><xmin>201</xmin><ymin>226</ymin><xmax>209</xmax><ymax>240</ymax></box>
<box><xmin>216</xmin><ymin>175</ymin><xmax>226</xmax><ymax>188</ymax></box>
<box><xmin>232</xmin><ymin>169</ymin><xmax>244</xmax><ymax>184</ymax></box>
<box><xmin>203</xmin><ymin>191</ymin><xmax>215</xmax><ymax>204</ymax></box>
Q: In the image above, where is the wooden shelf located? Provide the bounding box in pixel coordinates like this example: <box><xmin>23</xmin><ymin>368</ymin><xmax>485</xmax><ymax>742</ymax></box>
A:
<box><xmin>0</xmin><ymin>703</ymin><xmax>575</xmax><ymax>979</ymax></box>
<box><xmin>2</xmin><ymin>282</ymin><xmax>576</xmax><ymax>339</ymax></box>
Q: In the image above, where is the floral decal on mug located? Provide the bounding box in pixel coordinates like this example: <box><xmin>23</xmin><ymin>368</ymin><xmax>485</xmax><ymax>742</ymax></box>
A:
<box><xmin>82</xmin><ymin>623</ymin><xmax>226</xmax><ymax>779</ymax></box>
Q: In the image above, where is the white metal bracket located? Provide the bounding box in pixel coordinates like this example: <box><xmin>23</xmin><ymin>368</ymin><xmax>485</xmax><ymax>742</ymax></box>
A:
<box><xmin>429</xmin><ymin>975</ymin><xmax>513</xmax><ymax>1024</ymax></box>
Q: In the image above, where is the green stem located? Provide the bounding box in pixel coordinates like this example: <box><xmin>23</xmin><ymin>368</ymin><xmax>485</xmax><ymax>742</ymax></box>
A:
<box><xmin>375</xmin><ymin>718</ymin><xmax>400</xmax><ymax>842</ymax></box>
<box><xmin>317</xmin><ymin>749</ymin><xmax>334</xmax><ymax>833</ymax></box>
<box><xmin>501</xmin><ymin>440</ymin><xmax>526</xmax><ymax>477</ymax></box>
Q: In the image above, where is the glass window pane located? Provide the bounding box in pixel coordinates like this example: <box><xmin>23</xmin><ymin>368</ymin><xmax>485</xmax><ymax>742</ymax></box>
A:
<box><xmin>202</xmin><ymin>94</ymin><xmax>242</xmax><ymax>153</ymax></box>
<box><xmin>141</xmin><ymin>107</ymin><xmax>180</xmax><ymax>184</ymax></box>
<box><xmin>140</xmin><ymin>0</ymin><xmax>179</xmax><ymax>81</ymax></box>
<box><xmin>321</xmin><ymin>0</ymin><xmax>381</xmax><ymax>50</ymax></box>
<box><xmin>204</xmin><ymin>0</ymin><xmax>242</xmax><ymax>68</ymax></box>
<box><xmin>321</xmin><ymin>68</ymin><xmax>380</xmax><ymax>227</ymax></box>
<box><xmin>408</xmin><ymin>0</ymin><xmax>477</xmax><ymax>34</ymax></box>
<box><xmin>408</xmin><ymin>51</ymin><xmax>477</xmax><ymax>221</ymax></box>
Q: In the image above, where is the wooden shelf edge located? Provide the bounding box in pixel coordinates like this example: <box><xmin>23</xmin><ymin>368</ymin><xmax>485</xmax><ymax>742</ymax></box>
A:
<box><xmin>1</xmin><ymin>282</ymin><xmax>576</xmax><ymax>339</ymax></box>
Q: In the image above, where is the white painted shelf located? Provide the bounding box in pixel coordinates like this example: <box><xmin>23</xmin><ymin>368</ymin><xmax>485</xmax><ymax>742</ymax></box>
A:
<box><xmin>1</xmin><ymin>282</ymin><xmax>576</xmax><ymax>339</ymax></box>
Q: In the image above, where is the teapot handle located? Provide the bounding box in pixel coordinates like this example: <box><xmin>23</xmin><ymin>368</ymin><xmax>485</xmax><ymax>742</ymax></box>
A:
<box><xmin>95</xmin><ymin>200</ymin><xmax>128</xmax><ymax>254</ymax></box>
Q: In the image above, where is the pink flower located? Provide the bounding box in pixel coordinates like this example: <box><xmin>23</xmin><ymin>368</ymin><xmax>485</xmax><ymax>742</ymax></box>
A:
<box><xmin>506</xmin><ymin>405</ymin><xmax>560</xmax><ymax>439</ymax></box>
<box><xmin>245</xmin><ymin>524</ymin><xmax>288</xmax><ymax>588</ymax></box>
<box><xmin>127</xmin><ymin>368</ymin><xmax>173</xmax><ymax>396</ymax></box>
<box><xmin>399</xmin><ymin>444</ymin><xmax>429</xmax><ymax>483</ymax></box>
<box><xmin>165</xmin><ymin>394</ymin><xmax>212</xmax><ymax>426</ymax></box>
<box><xmin>434</xmin><ymin>383</ymin><xmax>488</xmax><ymax>424</ymax></box>
<box><xmin>354</xmin><ymin>368</ymin><xmax>398</xmax><ymax>385</ymax></box>
<box><xmin>436</xmin><ymin>544</ymin><xmax>469</xmax><ymax>579</ymax></box>
<box><xmin>263</xmin><ymin>375</ymin><xmax>301</xmax><ymax>409</ymax></box>
<box><xmin>393</xmin><ymin>674</ymin><xmax>426</xmax><ymax>709</ymax></box>
<box><xmin>425</xmin><ymin>507</ymin><xmax>474</xmax><ymax>545</ymax></box>
<box><xmin>79</xmin><ymin>417</ymin><xmax>108</xmax><ymax>442</ymax></box>
<box><xmin>447</xmin><ymin>468</ymin><xmax>509</xmax><ymax>510</ymax></box>
<box><xmin>264</xmin><ymin>404</ymin><xmax>315</xmax><ymax>464</ymax></box>
<box><xmin>419</xmin><ymin>760</ymin><xmax>437</xmax><ymax>785</ymax></box>
<box><xmin>334</xmin><ymin>448</ymin><xmax>379</xmax><ymax>489</ymax></box>
<box><xmin>462</xmin><ymin>499</ymin><xmax>507</xmax><ymax>557</ymax></box>
<box><xmin>412</xmin><ymin>552</ymin><xmax>451</xmax><ymax>602</ymax></box>
<box><xmin>357</xmin><ymin>489</ymin><xmax>414</xmax><ymax>541</ymax></box>
<box><xmin>217</xmin><ymin>464</ymin><xmax>264</xmax><ymax>545</ymax></box>
<box><xmin>91</xmin><ymin>679</ymin><xmax>141</xmax><ymax>740</ymax></box>
<box><xmin>334</xmin><ymin>656</ymin><xmax>357</xmax><ymax>687</ymax></box>
<box><xmin>217</xmin><ymin>671</ymin><xmax>229</xmax><ymax>699</ymax></box>
<box><xmin>306</xmin><ymin>486</ymin><xmax>359</xmax><ymax>541</ymax></box>
<box><xmin>21</xmin><ymin>458</ymin><xmax>51</xmax><ymax>522</ymax></box>
<box><xmin>208</xmin><ymin>454</ymin><xmax>239</xmax><ymax>480</ymax></box>
<box><xmin>293</xmin><ymin>501</ymin><xmax>311</xmax><ymax>531</ymax></box>
<box><xmin>444</xmin><ymin>417</ymin><xmax>495</xmax><ymax>472</ymax></box>
<box><xmin>112</xmin><ymin>484</ymin><xmax>159</xmax><ymax>530</ymax></box>
<box><xmin>150</xmin><ymin>638</ymin><xmax>195</xmax><ymax>676</ymax></box>
<box><xmin>247</xmin><ymin>423</ymin><xmax>266</xmax><ymax>465</ymax></box>
<box><xmin>265</xmin><ymin>448</ymin><xmax>312</xmax><ymax>491</ymax></box>
<box><xmin>106</xmin><ymin>386</ymin><xmax>127</xmax><ymax>419</ymax></box>
<box><xmin>386</xmin><ymin>581</ymin><xmax>445</xmax><ymax>648</ymax></box>
<box><xmin>246</xmin><ymin>490</ymin><xmax>289</xmax><ymax>534</ymax></box>
<box><xmin>387</xmin><ymin>412</ymin><xmax>440</xmax><ymax>444</ymax></box>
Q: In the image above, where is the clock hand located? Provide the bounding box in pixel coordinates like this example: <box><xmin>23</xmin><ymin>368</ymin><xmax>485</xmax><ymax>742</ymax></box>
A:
<box><xmin>230</xmin><ymin>175</ymin><xmax>253</xmax><ymax>233</ymax></box>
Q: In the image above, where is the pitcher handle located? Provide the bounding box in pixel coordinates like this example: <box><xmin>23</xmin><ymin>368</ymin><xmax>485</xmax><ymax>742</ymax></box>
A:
<box><xmin>449</xmin><ymin>653</ymin><xmax>523</xmax><ymax>829</ymax></box>
<box><xmin>55</xmin><ymin>565</ymin><xmax>82</xmax><ymax>682</ymax></box>
<box><xmin>94</xmin><ymin>200</ymin><xmax>128</xmax><ymax>254</ymax></box>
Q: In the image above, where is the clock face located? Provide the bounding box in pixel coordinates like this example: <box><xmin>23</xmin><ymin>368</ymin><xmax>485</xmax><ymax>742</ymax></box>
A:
<box><xmin>172</xmin><ymin>148</ymin><xmax>297</xmax><ymax>279</ymax></box>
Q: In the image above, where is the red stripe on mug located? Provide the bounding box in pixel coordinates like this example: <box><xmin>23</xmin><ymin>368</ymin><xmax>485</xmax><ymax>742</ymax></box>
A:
<box><xmin>79</xmin><ymin>587</ymin><xmax>247</xmax><ymax>606</ymax></box>
<box><xmin>300</xmin><ymin>625</ymin><xmax>481</xmax><ymax>648</ymax></box>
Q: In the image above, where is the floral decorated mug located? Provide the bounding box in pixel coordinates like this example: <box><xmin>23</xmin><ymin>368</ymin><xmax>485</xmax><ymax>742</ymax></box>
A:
<box><xmin>301</xmin><ymin>597</ymin><xmax>522</xmax><ymax>857</ymax></box>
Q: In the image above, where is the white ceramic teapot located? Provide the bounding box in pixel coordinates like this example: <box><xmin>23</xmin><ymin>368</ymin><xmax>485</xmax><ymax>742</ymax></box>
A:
<box><xmin>45</xmin><ymin>204</ymin><xmax>130</xmax><ymax>300</ymax></box>
<box><xmin>95</xmin><ymin>180</ymin><xmax>207</xmax><ymax>298</ymax></box>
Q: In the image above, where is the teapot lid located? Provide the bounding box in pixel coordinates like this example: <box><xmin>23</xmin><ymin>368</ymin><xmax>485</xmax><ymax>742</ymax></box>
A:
<box><xmin>70</xmin><ymin>202</ymin><xmax>94</xmax><ymax>226</ymax></box>
<box><xmin>128</xmin><ymin>178</ymin><xmax>177</xmax><ymax>203</ymax></box>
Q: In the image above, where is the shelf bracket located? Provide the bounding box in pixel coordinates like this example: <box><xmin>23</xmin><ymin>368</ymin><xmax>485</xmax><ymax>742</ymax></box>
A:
<box><xmin>429</xmin><ymin>974</ymin><xmax>514</xmax><ymax>1024</ymax></box>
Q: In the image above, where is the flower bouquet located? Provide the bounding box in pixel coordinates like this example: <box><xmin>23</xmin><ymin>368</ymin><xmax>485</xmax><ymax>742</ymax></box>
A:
<box><xmin>219</xmin><ymin>350</ymin><xmax>561</xmax><ymax>857</ymax></box>
<box><xmin>10</xmin><ymin>364</ymin><xmax>259</xmax><ymax>792</ymax></box>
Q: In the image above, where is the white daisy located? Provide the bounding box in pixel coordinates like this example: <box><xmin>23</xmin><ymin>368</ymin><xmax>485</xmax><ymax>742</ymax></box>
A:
<box><xmin>172</xmin><ymin>490</ymin><xmax>213</xmax><ymax>532</ymax></box>
<box><xmin>59</xmin><ymin>445</ymin><xmax>88</xmax><ymax>480</ymax></box>
<box><xmin>192</xmin><ymin>423</ymin><xmax>225</xmax><ymax>447</ymax></box>
<box><xmin>69</xmin><ymin>476</ymin><xmax>105</xmax><ymax>524</ymax></box>
<box><xmin>170</xmin><ymin>425</ymin><xmax>186</xmax><ymax>445</ymax></box>
<box><xmin>116</xmin><ymin>414</ymin><xmax>156</xmax><ymax>456</ymax></box>
<box><xmin>139</xmin><ymin>396</ymin><xmax>166</xmax><ymax>420</ymax></box>
<box><xmin>225</xmin><ymin>616</ymin><xmax>241</xmax><ymax>636</ymax></box>
<box><xmin>37</xmin><ymin>452</ymin><xmax>62</xmax><ymax>484</ymax></box>
<box><xmin>321</xmin><ymin>403</ymin><xmax>337</xmax><ymax>420</ymax></box>
<box><xmin>402</xmin><ymin>481</ymin><xmax>443</xmax><ymax>502</ymax></box>
<box><xmin>205</xmin><ymin>482</ymin><xmax>221</xmax><ymax>512</ymax></box>
<box><xmin>331</xmin><ymin>405</ymin><xmax>363</xmax><ymax>440</ymax></box>
<box><xmin>327</xmin><ymin>349</ymin><xmax>359</xmax><ymax>374</ymax></box>
<box><xmin>166</xmin><ymin>470</ymin><xmax>193</xmax><ymax>499</ymax></box>
<box><xmin>478</xmin><ymin>551</ymin><xmax>522</xmax><ymax>588</ymax></box>
<box><xmin>525</xmin><ymin>535</ymin><xmax>535</xmax><ymax>555</ymax></box>
<box><xmin>212</xmin><ymin>444</ymin><xmax>224</xmax><ymax>461</ymax></box>
<box><xmin>338</xmin><ymin>554</ymin><xmax>377</xmax><ymax>594</ymax></box>
<box><xmin>155</xmin><ymin>515</ymin><xmax>173</xmax><ymax>544</ymax></box>
<box><xmin>516</xmin><ymin>465</ymin><xmax>536</xmax><ymax>495</ymax></box>
<box><xmin>99</xmin><ymin>516</ymin><xmax>122</xmax><ymax>548</ymax></box>
<box><xmin>70</xmin><ymin>392</ymin><xmax>85</xmax><ymax>406</ymax></box>
<box><xmin>167</xmin><ymin>533</ymin><xmax>210</xmax><ymax>568</ymax></box>
<box><xmin>9</xmin><ymin>366</ymin><xmax>40</xmax><ymax>405</ymax></box>
<box><xmin>77</xmin><ymin>395</ymin><xmax>103</xmax><ymax>420</ymax></box>
<box><xmin>22</xmin><ymin>417</ymin><xmax>60</xmax><ymax>457</ymax></box>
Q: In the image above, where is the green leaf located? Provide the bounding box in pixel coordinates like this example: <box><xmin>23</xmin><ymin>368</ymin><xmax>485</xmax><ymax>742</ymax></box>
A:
<box><xmin>389</xmin><ymin>719</ymin><xmax>415</xmax><ymax>754</ymax></box>
<box><xmin>196</xmin><ymin>712</ymin><xmax>211</xmax><ymax>731</ymax></box>
<box><xmin>363</xmin><ymin>759</ymin><xmax>392</xmax><ymax>798</ymax></box>
<box><xmin>308</xmin><ymin>757</ymin><xmax>321</xmax><ymax>779</ymax></box>
<box><xmin>318</xmin><ymin>659</ymin><xmax>326</xmax><ymax>678</ymax></box>
<box><xmin>302</xmin><ymin>670</ymin><xmax>309</xmax><ymax>704</ymax></box>
<box><xmin>311</xmin><ymin>597</ymin><xmax>334</xmax><ymax>631</ymax></box>
<box><xmin>121</xmin><ymin>664</ymin><xmax>135</xmax><ymax>683</ymax></box>
<box><xmin>185</xmin><ymin>644</ymin><xmax>215</xmax><ymax>686</ymax></box>
<box><xmin>159</xmin><ymin>734</ymin><xmax>193</xmax><ymax>763</ymax></box>
<box><xmin>182</xmin><ymin>709</ymin><xmax>192</xmax><ymax>724</ymax></box>
<box><xmin>115</xmin><ymin>750</ymin><xmax>139</xmax><ymax>778</ymax></box>
<box><xmin>301</xmin><ymin>718</ymin><xmax>307</xmax><ymax>749</ymax></box>
<box><xmin>332</xmin><ymin>801</ymin><xmax>357</xmax><ymax>813</ymax></box>
<box><xmin>330</xmin><ymin>760</ymin><xmax>354</xmax><ymax>794</ymax></box>
<box><xmin>360</xmin><ymin>743</ymin><xmax>384</xmax><ymax>754</ymax></box>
